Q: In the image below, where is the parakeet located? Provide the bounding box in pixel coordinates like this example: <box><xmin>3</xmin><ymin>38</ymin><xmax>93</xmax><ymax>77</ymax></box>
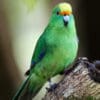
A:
<box><xmin>13</xmin><ymin>2</ymin><xmax>78</xmax><ymax>100</ymax></box>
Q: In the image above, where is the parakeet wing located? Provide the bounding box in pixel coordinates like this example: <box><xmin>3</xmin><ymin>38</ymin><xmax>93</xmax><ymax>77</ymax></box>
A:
<box><xmin>25</xmin><ymin>35</ymin><xmax>46</xmax><ymax>75</ymax></box>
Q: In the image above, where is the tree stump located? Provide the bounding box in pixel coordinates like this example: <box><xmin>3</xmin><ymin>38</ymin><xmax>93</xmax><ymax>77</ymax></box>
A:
<box><xmin>43</xmin><ymin>63</ymin><xmax>100</xmax><ymax>100</ymax></box>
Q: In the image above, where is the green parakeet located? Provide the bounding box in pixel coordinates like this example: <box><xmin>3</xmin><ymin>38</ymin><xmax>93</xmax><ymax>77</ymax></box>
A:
<box><xmin>13</xmin><ymin>2</ymin><xmax>78</xmax><ymax>100</ymax></box>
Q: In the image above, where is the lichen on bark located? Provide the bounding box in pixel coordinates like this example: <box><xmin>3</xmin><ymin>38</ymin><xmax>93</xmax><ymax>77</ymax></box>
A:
<box><xmin>43</xmin><ymin>63</ymin><xmax>100</xmax><ymax>100</ymax></box>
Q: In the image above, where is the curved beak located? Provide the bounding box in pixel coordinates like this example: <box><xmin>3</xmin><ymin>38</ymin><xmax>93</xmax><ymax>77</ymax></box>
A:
<box><xmin>63</xmin><ymin>15</ymin><xmax>70</xmax><ymax>26</ymax></box>
<box><xmin>59</xmin><ymin>11</ymin><xmax>71</xmax><ymax>26</ymax></box>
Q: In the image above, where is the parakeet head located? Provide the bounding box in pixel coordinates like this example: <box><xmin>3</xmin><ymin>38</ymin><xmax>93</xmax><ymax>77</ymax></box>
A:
<box><xmin>49</xmin><ymin>2</ymin><xmax>74</xmax><ymax>28</ymax></box>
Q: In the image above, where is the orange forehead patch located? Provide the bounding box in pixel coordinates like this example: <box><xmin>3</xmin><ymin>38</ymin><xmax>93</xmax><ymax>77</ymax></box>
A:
<box><xmin>59</xmin><ymin>11</ymin><xmax>72</xmax><ymax>15</ymax></box>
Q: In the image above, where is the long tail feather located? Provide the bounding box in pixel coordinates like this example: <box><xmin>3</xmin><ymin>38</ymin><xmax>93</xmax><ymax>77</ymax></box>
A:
<box><xmin>12</xmin><ymin>74</ymin><xmax>45</xmax><ymax>100</ymax></box>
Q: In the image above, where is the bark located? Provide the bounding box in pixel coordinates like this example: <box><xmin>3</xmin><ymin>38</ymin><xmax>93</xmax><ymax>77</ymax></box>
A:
<box><xmin>43</xmin><ymin>63</ymin><xmax>100</xmax><ymax>100</ymax></box>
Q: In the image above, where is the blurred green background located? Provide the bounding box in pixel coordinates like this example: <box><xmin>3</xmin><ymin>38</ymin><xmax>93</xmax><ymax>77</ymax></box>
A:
<box><xmin>0</xmin><ymin>0</ymin><xmax>99</xmax><ymax>100</ymax></box>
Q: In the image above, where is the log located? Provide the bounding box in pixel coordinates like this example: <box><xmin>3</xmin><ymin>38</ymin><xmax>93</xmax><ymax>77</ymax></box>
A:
<box><xmin>43</xmin><ymin>62</ymin><xmax>100</xmax><ymax>100</ymax></box>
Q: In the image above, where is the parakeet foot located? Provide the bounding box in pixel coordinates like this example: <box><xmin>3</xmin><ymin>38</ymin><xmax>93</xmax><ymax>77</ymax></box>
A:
<box><xmin>46</xmin><ymin>79</ymin><xmax>58</xmax><ymax>92</ymax></box>
<box><xmin>46</xmin><ymin>83</ymin><xmax>58</xmax><ymax>92</ymax></box>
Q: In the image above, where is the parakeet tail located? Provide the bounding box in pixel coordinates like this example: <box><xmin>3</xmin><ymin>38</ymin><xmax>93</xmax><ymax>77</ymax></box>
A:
<box><xmin>12</xmin><ymin>73</ymin><xmax>45</xmax><ymax>100</ymax></box>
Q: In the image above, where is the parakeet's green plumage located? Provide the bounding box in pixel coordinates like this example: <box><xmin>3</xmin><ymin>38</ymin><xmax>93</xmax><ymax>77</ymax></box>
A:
<box><xmin>13</xmin><ymin>2</ymin><xmax>78</xmax><ymax>100</ymax></box>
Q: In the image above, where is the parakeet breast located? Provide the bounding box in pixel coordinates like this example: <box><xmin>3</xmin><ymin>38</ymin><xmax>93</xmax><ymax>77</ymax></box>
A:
<box><xmin>44</xmin><ymin>30</ymin><xmax>78</xmax><ymax>74</ymax></box>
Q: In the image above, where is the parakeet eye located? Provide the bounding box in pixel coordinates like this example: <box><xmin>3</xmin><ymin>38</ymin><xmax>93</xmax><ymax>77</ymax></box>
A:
<box><xmin>56</xmin><ymin>11</ymin><xmax>59</xmax><ymax>15</ymax></box>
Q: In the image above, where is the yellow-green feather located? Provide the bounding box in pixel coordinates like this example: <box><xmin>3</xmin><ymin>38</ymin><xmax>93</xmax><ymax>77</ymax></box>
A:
<box><xmin>59</xmin><ymin>2</ymin><xmax>72</xmax><ymax>13</ymax></box>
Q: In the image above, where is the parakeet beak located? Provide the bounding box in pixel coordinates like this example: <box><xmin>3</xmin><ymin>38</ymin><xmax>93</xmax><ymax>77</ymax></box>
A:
<box><xmin>59</xmin><ymin>11</ymin><xmax>71</xmax><ymax>26</ymax></box>
<box><xmin>63</xmin><ymin>15</ymin><xmax>70</xmax><ymax>26</ymax></box>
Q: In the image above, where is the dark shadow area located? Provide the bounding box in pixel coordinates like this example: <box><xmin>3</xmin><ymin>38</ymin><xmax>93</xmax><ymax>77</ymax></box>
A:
<box><xmin>86</xmin><ymin>1</ymin><xmax>100</xmax><ymax>60</ymax></box>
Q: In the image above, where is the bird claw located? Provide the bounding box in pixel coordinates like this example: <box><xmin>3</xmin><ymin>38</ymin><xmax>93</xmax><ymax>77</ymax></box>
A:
<box><xmin>46</xmin><ymin>83</ymin><xmax>58</xmax><ymax>92</ymax></box>
<box><xmin>46</xmin><ymin>78</ymin><xmax>58</xmax><ymax>92</ymax></box>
